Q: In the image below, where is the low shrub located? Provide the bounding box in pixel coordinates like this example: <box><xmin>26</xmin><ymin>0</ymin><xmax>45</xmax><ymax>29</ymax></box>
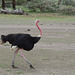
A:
<box><xmin>58</xmin><ymin>5</ymin><xmax>75</xmax><ymax>15</ymax></box>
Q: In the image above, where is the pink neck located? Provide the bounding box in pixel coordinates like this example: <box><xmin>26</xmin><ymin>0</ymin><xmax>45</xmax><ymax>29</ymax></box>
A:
<box><xmin>36</xmin><ymin>22</ymin><xmax>42</xmax><ymax>37</ymax></box>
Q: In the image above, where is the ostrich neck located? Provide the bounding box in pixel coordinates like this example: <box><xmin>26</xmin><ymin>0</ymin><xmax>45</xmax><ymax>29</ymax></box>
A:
<box><xmin>36</xmin><ymin>22</ymin><xmax>42</xmax><ymax>37</ymax></box>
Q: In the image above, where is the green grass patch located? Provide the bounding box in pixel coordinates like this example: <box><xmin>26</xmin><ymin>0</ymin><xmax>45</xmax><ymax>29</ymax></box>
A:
<box><xmin>70</xmin><ymin>60</ymin><xmax>75</xmax><ymax>66</ymax></box>
<box><xmin>0</xmin><ymin>13</ymin><xmax>75</xmax><ymax>22</ymax></box>
<box><xmin>16</xmin><ymin>71</ymin><xmax>24</xmax><ymax>74</ymax></box>
<box><xmin>42</xmin><ymin>58</ymin><xmax>50</xmax><ymax>60</ymax></box>
<box><xmin>0</xmin><ymin>64</ymin><xmax>10</xmax><ymax>68</ymax></box>
<box><xmin>6</xmin><ymin>70</ymin><xmax>11</xmax><ymax>72</ymax></box>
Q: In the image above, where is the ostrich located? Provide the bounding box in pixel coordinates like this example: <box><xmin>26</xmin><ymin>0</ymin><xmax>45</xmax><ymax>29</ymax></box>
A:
<box><xmin>0</xmin><ymin>20</ymin><xmax>42</xmax><ymax>69</ymax></box>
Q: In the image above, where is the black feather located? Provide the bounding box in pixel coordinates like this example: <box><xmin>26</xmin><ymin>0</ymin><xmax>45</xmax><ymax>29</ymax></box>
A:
<box><xmin>1</xmin><ymin>33</ymin><xmax>41</xmax><ymax>51</ymax></box>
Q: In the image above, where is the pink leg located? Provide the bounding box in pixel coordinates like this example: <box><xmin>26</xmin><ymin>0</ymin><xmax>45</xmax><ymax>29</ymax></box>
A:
<box><xmin>12</xmin><ymin>49</ymin><xmax>19</xmax><ymax>68</ymax></box>
<box><xmin>15</xmin><ymin>49</ymin><xmax>19</xmax><ymax>54</ymax></box>
<box><xmin>20</xmin><ymin>49</ymin><xmax>35</xmax><ymax>69</ymax></box>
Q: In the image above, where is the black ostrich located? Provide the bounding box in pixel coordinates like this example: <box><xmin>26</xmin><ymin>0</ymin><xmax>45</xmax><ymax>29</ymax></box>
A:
<box><xmin>0</xmin><ymin>20</ymin><xmax>42</xmax><ymax>69</ymax></box>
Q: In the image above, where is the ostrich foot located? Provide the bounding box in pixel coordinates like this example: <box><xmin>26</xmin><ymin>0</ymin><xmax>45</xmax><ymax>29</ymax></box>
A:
<box><xmin>12</xmin><ymin>65</ymin><xmax>18</xmax><ymax>68</ymax></box>
<box><xmin>30</xmin><ymin>65</ymin><xmax>35</xmax><ymax>69</ymax></box>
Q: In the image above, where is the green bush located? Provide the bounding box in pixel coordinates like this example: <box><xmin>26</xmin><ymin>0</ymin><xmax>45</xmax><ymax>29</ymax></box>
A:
<box><xmin>62</xmin><ymin>0</ymin><xmax>75</xmax><ymax>7</ymax></box>
<box><xmin>25</xmin><ymin>0</ymin><xmax>58</xmax><ymax>12</ymax></box>
<box><xmin>58</xmin><ymin>5</ymin><xmax>75</xmax><ymax>15</ymax></box>
<box><xmin>16</xmin><ymin>0</ymin><xmax>27</xmax><ymax>5</ymax></box>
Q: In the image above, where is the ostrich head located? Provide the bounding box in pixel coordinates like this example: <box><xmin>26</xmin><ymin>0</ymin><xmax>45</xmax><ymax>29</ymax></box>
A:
<box><xmin>35</xmin><ymin>19</ymin><xmax>40</xmax><ymax>24</ymax></box>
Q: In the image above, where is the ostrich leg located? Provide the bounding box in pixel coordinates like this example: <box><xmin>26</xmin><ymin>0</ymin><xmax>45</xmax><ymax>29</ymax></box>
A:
<box><xmin>20</xmin><ymin>50</ymin><xmax>35</xmax><ymax>69</ymax></box>
<box><xmin>12</xmin><ymin>49</ymin><xmax>19</xmax><ymax>68</ymax></box>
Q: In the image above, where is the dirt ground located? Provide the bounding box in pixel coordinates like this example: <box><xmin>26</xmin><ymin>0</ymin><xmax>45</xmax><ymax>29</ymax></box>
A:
<box><xmin>0</xmin><ymin>16</ymin><xmax>75</xmax><ymax>75</ymax></box>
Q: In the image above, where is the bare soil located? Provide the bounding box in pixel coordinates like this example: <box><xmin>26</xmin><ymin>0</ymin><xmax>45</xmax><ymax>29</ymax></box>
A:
<box><xmin>0</xmin><ymin>17</ymin><xmax>75</xmax><ymax>75</ymax></box>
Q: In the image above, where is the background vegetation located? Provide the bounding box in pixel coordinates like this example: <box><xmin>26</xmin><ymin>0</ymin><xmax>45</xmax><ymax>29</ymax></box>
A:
<box><xmin>0</xmin><ymin>0</ymin><xmax>75</xmax><ymax>15</ymax></box>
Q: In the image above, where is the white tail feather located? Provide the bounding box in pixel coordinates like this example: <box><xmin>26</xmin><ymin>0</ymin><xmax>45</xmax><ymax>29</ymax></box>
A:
<box><xmin>37</xmin><ymin>35</ymin><xmax>41</xmax><ymax>37</ymax></box>
<box><xmin>10</xmin><ymin>46</ymin><xmax>18</xmax><ymax>50</ymax></box>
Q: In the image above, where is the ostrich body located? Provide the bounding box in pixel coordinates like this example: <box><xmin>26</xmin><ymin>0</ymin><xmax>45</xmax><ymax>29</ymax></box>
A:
<box><xmin>0</xmin><ymin>20</ymin><xmax>42</xmax><ymax>69</ymax></box>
